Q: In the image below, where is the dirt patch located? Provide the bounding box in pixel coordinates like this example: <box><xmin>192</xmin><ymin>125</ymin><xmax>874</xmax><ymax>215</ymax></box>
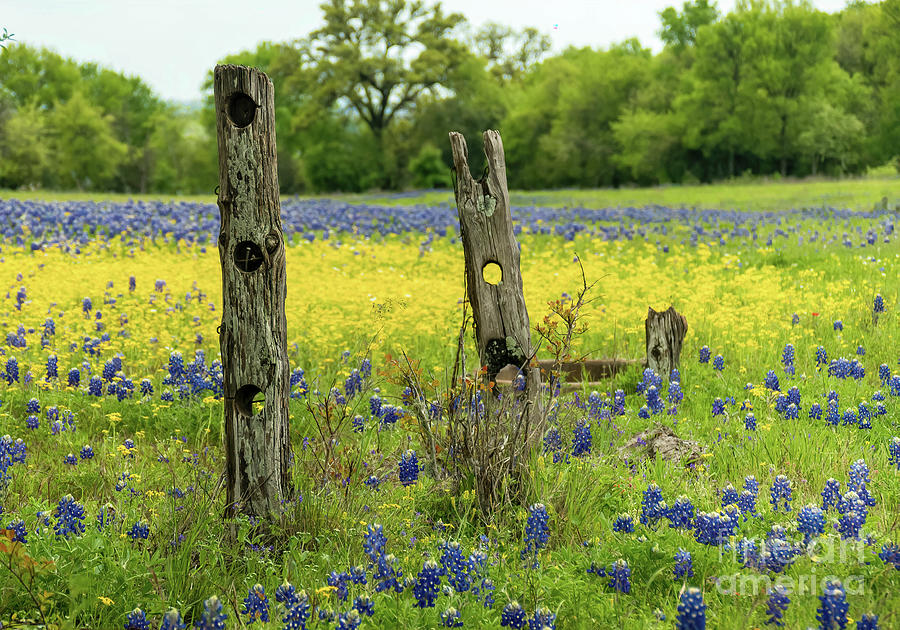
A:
<box><xmin>617</xmin><ymin>423</ymin><xmax>704</xmax><ymax>465</ymax></box>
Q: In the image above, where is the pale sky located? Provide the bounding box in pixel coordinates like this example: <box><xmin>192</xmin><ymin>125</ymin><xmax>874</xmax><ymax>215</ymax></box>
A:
<box><xmin>4</xmin><ymin>0</ymin><xmax>851</xmax><ymax>103</ymax></box>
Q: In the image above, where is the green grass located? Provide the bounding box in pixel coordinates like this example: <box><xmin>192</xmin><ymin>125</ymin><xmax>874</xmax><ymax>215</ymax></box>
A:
<box><xmin>1</xmin><ymin>184</ymin><xmax>900</xmax><ymax>629</ymax></box>
<box><xmin>5</xmin><ymin>172</ymin><xmax>900</xmax><ymax>211</ymax></box>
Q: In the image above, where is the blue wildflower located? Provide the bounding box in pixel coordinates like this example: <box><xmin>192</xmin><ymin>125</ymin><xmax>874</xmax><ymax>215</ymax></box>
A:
<box><xmin>770</xmin><ymin>475</ymin><xmax>792</xmax><ymax>512</ymax></box>
<box><xmin>398</xmin><ymin>450</ymin><xmax>419</xmax><ymax>486</ymax></box>
<box><xmin>713</xmin><ymin>354</ymin><xmax>724</xmax><ymax>371</ymax></box>
<box><xmin>765</xmin><ymin>586</ymin><xmax>790</xmax><ymax>627</ymax></box>
<box><xmin>676</xmin><ymin>587</ymin><xmax>706</xmax><ymax>630</ymax></box>
<box><xmin>816</xmin><ymin>580</ymin><xmax>849</xmax><ymax>630</ymax></box>
<box><xmin>673</xmin><ymin>549</ymin><xmax>694</xmax><ymax>579</ymax></box>
<box><xmin>699</xmin><ymin>346</ymin><xmax>710</xmax><ymax>363</ymax></box>
<box><xmin>612</xmin><ymin>514</ymin><xmax>634</xmax><ymax>533</ymax></box>
<box><xmin>124</xmin><ymin>608</ymin><xmax>151</xmax><ymax>630</ymax></box>
<box><xmin>572</xmin><ymin>421</ymin><xmax>591</xmax><ymax>457</ymax></box>
<box><xmin>764</xmin><ymin>370</ymin><xmax>780</xmax><ymax>391</ymax></box>
<box><xmin>241</xmin><ymin>584</ymin><xmax>269</xmax><ymax>623</ymax></box>
<box><xmin>413</xmin><ymin>559</ymin><xmax>442</xmax><ymax>608</ymax></box>
<box><xmin>440</xmin><ymin>607</ymin><xmax>463</xmax><ymax>628</ymax></box>
<box><xmin>53</xmin><ymin>494</ymin><xmax>86</xmax><ymax>539</ymax></box>
<box><xmin>159</xmin><ymin>609</ymin><xmax>186</xmax><ymax>630</ymax></box>
<box><xmin>195</xmin><ymin>595</ymin><xmax>227</xmax><ymax>630</ymax></box>
<box><xmin>501</xmin><ymin>602</ymin><xmax>526</xmax><ymax>629</ymax></box>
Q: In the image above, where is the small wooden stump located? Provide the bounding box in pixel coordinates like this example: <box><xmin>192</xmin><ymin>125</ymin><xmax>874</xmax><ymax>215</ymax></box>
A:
<box><xmin>449</xmin><ymin>130</ymin><xmax>541</xmax><ymax>436</ymax></box>
<box><xmin>645</xmin><ymin>306</ymin><xmax>687</xmax><ymax>381</ymax></box>
<box><xmin>214</xmin><ymin>64</ymin><xmax>292</xmax><ymax>522</ymax></box>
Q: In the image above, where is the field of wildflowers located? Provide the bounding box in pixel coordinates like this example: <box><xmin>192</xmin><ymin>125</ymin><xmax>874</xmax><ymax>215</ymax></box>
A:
<box><xmin>0</xmin><ymin>189</ymin><xmax>899</xmax><ymax>629</ymax></box>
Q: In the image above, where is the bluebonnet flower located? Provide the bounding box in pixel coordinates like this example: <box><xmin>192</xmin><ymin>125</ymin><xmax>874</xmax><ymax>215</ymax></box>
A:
<box><xmin>438</xmin><ymin>540</ymin><xmax>470</xmax><ymax>592</ymax></box>
<box><xmin>413</xmin><ymin>559</ymin><xmax>442</xmax><ymax>608</ymax></box>
<box><xmin>765</xmin><ymin>586</ymin><xmax>790</xmax><ymax>627</ymax></box>
<box><xmin>825</xmin><ymin>401</ymin><xmax>840</xmax><ymax>426</ymax></box>
<box><xmin>842</xmin><ymin>408</ymin><xmax>857</xmax><ymax>427</ymax></box>
<box><xmin>880</xmin><ymin>364</ymin><xmax>891</xmax><ymax>385</ymax></box>
<box><xmin>797</xmin><ymin>504</ymin><xmax>825</xmax><ymax>544</ymax></box>
<box><xmin>676</xmin><ymin>587</ymin><xmax>706</xmax><ymax>630</ymax></box>
<box><xmin>673</xmin><ymin>549</ymin><xmax>693</xmax><ymax>579</ymax></box>
<box><xmin>4</xmin><ymin>357</ymin><xmax>19</xmax><ymax>384</ymax></box>
<box><xmin>572</xmin><ymin>421</ymin><xmax>591</xmax><ymax>457</ymax></box>
<box><xmin>737</xmin><ymin>490</ymin><xmax>758</xmax><ymax>519</ymax></box>
<box><xmin>64</xmin><ymin>453</ymin><xmax>77</xmax><ymax>466</ymax></box>
<box><xmin>809</xmin><ymin>403</ymin><xmax>822</xmax><ymax>420</ymax></box>
<box><xmin>82</xmin><ymin>297</ymin><xmax>92</xmax><ymax>316</ymax></box>
<box><xmin>770</xmin><ymin>475</ymin><xmax>792</xmax><ymax>512</ymax></box>
<box><xmin>25</xmin><ymin>398</ymin><xmax>39</xmax><ymax>414</ymax></box>
<box><xmin>398</xmin><ymin>450</ymin><xmax>419</xmax><ymax>486</ymax></box>
<box><xmin>713</xmin><ymin>354</ymin><xmax>724</xmax><ymax>371</ymax></box>
<box><xmin>6</xmin><ymin>519</ymin><xmax>26</xmax><ymax>543</ymax></box>
<box><xmin>667</xmin><ymin>381</ymin><xmax>683</xmax><ymax>409</ymax></box>
<box><xmin>857</xmin><ymin>345</ymin><xmax>866</xmax><ymax>356</ymax></box>
<box><xmin>127</xmin><ymin>520</ymin><xmax>149</xmax><ymax>540</ymax></box>
<box><xmin>668</xmin><ymin>496</ymin><xmax>695</xmax><ymax>529</ymax></box>
<box><xmin>353</xmin><ymin>594</ymin><xmax>374</xmax><ymax>616</ymax></box>
<box><xmin>124</xmin><ymin>608</ymin><xmax>151</xmax><ymax>630</ymax></box>
<box><xmin>364</xmin><ymin>475</ymin><xmax>381</xmax><ymax>491</ymax></box>
<box><xmin>791</xmin><ymin>312</ymin><xmax>799</xmax><ymax>325</ymax></box>
<box><xmin>522</xmin><ymin>503</ymin><xmax>550</xmax><ymax>565</ymax></box>
<box><xmin>889</xmin><ymin>437</ymin><xmax>900</xmax><ymax>470</ymax></box>
<box><xmin>501</xmin><ymin>602</ymin><xmax>527</xmax><ymax>629</ymax></box>
<box><xmin>816</xmin><ymin>580</ymin><xmax>849</xmax><ymax>630</ymax></box>
<box><xmin>646</xmin><ymin>385</ymin><xmax>665</xmax><ymax>414</ymax></box>
<box><xmin>440</xmin><ymin>607</ymin><xmax>463</xmax><ymax>628</ymax></box>
<box><xmin>636</xmin><ymin>368</ymin><xmax>662</xmax><ymax>395</ymax></box>
<box><xmin>699</xmin><ymin>346</ymin><xmax>710</xmax><ymax>363</ymax></box>
<box><xmin>744</xmin><ymin>413</ymin><xmax>756</xmax><ymax>430</ymax></box>
<box><xmin>764</xmin><ymin>370</ymin><xmax>780</xmax><ymax>391</ymax></box>
<box><xmin>857</xmin><ymin>613</ymin><xmax>880</xmax><ymax>630</ymax></box>
<box><xmin>858</xmin><ymin>403</ymin><xmax>872</xmax><ymax>429</ymax></box>
<box><xmin>67</xmin><ymin>368</ymin><xmax>80</xmax><ymax>388</ymax></box>
<box><xmin>527</xmin><ymin>607</ymin><xmax>556</xmax><ymax>630</ymax></box>
<box><xmin>53</xmin><ymin>494</ymin><xmax>86</xmax><ymax>539</ymax></box>
<box><xmin>785</xmin><ymin>403</ymin><xmax>798</xmax><ymax>420</ymax></box>
<box><xmin>693</xmin><ymin>510</ymin><xmax>738</xmax><ymax>546</ymax></box>
<box><xmin>874</xmin><ymin>294</ymin><xmax>885</xmax><ymax>313</ymax></box>
<box><xmin>781</xmin><ymin>344</ymin><xmax>795</xmax><ymax>375</ymax></box>
<box><xmin>140</xmin><ymin>378</ymin><xmax>153</xmax><ymax>397</ymax></box>
<box><xmin>880</xmin><ymin>542</ymin><xmax>900</xmax><ymax>570</ymax></box>
<box><xmin>816</xmin><ymin>346</ymin><xmax>828</xmax><ymax>368</ymax></box>
<box><xmin>241</xmin><ymin>584</ymin><xmax>269</xmax><ymax>623</ymax></box>
<box><xmin>612</xmin><ymin>514</ymin><xmax>634</xmax><ymax>533</ymax></box>
<box><xmin>721</xmin><ymin>484</ymin><xmax>739</xmax><ymax>508</ymax></box>
<box><xmin>640</xmin><ymin>483</ymin><xmax>666</xmax><ymax>529</ymax></box>
<box><xmin>281</xmin><ymin>591</ymin><xmax>310</xmax><ymax>629</ymax></box>
<box><xmin>834</xmin><ymin>320</ymin><xmax>843</xmax><ymax>331</ymax></box>
<box><xmin>352</xmin><ymin>415</ymin><xmax>365</xmax><ymax>432</ymax></box>
<box><xmin>543</xmin><ymin>426</ymin><xmax>562</xmax><ymax>455</ymax></box>
<box><xmin>46</xmin><ymin>354</ymin><xmax>58</xmax><ymax>380</ymax></box>
<box><xmin>363</xmin><ymin>523</ymin><xmax>386</xmax><ymax>561</ymax></box>
<box><xmin>613</xmin><ymin>389</ymin><xmax>625</xmax><ymax>415</ymax></box>
<box><xmin>744</xmin><ymin>475</ymin><xmax>759</xmax><ymax>496</ymax></box>
<box><xmin>159</xmin><ymin>609</ymin><xmax>186</xmax><ymax>630</ymax></box>
<box><xmin>26</xmin><ymin>415</ymin><xmax>38</xmax><ymax>430</ymax></box>
<box><xmin>821</xmin><ymin>478</ymin><xmax>841</xmax><ymax>511</ymax></box>
<box><xmin>195</xmin><ymin>595</ymin><xmax>227</xmax><ymax>630</ymax></box>
<box><xmin>638</xmin><ymin>406</ymin><xmax>650</xmax><ymax>419</ymax></box>
<box><xmin>711</xmin><ymin>398</ymin><xmax>725</xmax><ymax>416</ymax></box>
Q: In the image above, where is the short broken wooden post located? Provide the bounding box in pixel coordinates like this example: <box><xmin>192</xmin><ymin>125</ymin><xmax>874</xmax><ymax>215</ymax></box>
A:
<box><xmin>645</xmin><ymin>306</ymin><xmax>688</xmax><ymax>381</ymax></box>
<box><xmin>449</xmin><ymin>130</ymin><xmax>541</xmax><ymax>436</ymax></box>
<box><xmin>214</xmin><ymin>64</ymin><xmax>292</xmax><ymax>522</ymax></box>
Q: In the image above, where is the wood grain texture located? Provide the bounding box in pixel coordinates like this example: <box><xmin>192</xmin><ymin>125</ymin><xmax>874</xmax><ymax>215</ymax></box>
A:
<box><xmin>214</xmin><ymin>64</ymin><xmax>292</xmax><ymax>520</ymax></box>
<box><xmin>449</xmin><ymin>130</ymin><xmax>541</xmax><ymax>434</ymax></box>
<box><xmin>645</xmin><ymin>306</ymin><xmax>688</xmax><ymax>382</ymax></box>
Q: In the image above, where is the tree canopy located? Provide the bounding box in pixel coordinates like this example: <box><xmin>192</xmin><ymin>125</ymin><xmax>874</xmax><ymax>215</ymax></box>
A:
<box><xmin>1</xmin><ymin>0</ymin><xmax>899</xmax><ymax>194</ymax></box>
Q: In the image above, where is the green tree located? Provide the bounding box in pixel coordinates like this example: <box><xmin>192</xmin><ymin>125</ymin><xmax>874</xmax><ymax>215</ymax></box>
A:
<box><xmin>471</xmin><ymin>22</ymin><xmax>551</xmax><ymax>83</ymax></box>
<box><xmin>47</xmin><ymin>91</ymin><xmax>127</xmax><ymax>190</ymax></box>
<box><xmin>408</xmin><ymin>143</ymin><xmax>447</xmax><ymax>188</ymax></box>
<box><xmin>0</xmin><ymin>104</ymin><xmax>49</xmax><ymax>188</ymax></box>
<box><xmin>659</xmin><ymin>0</ymin><xmax>719</xmax><ymax>51</ymax></box>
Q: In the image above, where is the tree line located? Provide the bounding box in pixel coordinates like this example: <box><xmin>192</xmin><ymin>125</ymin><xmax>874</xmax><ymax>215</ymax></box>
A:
<box><xmin>1</xmin><ymin>0</ymin><xmax>899</xmax><ymax>195</ymax></box>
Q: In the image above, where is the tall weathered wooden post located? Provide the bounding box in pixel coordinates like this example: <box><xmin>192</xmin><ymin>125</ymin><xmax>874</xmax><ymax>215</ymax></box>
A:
<box><xmin>449</xmin><ymin>130</ymin><xmax>542</xmax><ymax>438</ymax></box>
<box><xmin>214</xmin><ymin>64</ymin><xmax>292</xmax><ymax>520</ymax></box>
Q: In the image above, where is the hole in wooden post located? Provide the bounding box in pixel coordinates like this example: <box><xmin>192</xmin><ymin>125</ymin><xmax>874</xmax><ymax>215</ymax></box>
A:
<box><xmin>482</xmin><ymin>261</ymin><xmax>502</xmax><ymax>285</ymax></box>
<box><xmin>234</xmin><ymin>241</ymin><xmax>264</xmax><ymax>272</ymax></box>
<box><xmin>235</xmin><ymin>384</ymin><xmax>266</xmax><ymax>417</ymax></box>
<box><xmin>227</xmin><ymin>92</ymin><xmax>257</xmax><ymax>128</ymax></box>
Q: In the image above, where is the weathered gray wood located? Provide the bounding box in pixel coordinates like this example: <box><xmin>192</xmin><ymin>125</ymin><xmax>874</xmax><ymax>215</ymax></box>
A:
<box><xmin>645</xmin><ymin>306</ymin><xmax>688</xmax><ymax>381</ymax></box>
<box><xmin>449</xmin><ymin>130</ymin><xmax>541</xmax><ymax>433</ymax></box>
<box><xmin>214</xmin><ymin>64</ymin><xmax>292</xmax><ymax>521</ymax></box>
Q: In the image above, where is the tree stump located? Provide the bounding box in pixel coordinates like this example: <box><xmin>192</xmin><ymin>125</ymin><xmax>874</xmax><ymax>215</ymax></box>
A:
<box><xmin>449</xmin><ymin>130</ymin><xmax>541</xmax><ymax>435</ymax></box>
<box><xmin>214</xmin><ymin>64</ymin><xmax>292</xmax><ymax>522</ymax></box>
<box><xmin>645</xmin><ymin>306</ymin><xmax>688</xmax><ymax>381</ymax></box>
